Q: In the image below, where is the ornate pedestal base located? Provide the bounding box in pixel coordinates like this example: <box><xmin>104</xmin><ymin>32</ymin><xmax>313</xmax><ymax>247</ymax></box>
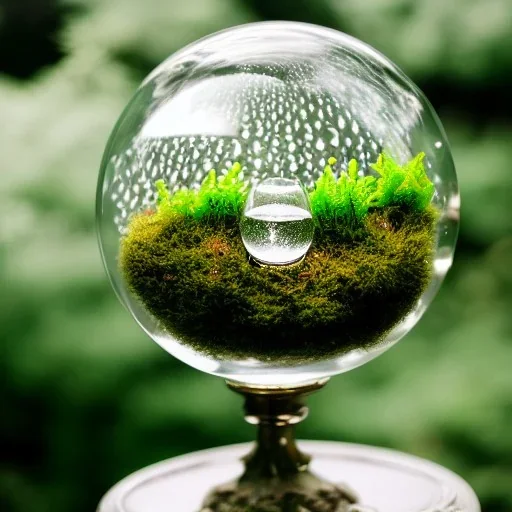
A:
<box><xmin>97</xmin><ymin>442</ymin><xmax>479</xmax><ymax>512</ymax></box>
<box><xmin>97</xmin><ymin>380</ymin><xmax>480</xmax><ymax>512</ymax></box>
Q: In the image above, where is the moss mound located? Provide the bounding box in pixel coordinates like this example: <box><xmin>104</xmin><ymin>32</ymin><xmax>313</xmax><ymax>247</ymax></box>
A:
<box><xmin>120</xmin><ymin>205</ymin><xmax>437</xmax><ymax>363</ymax></box>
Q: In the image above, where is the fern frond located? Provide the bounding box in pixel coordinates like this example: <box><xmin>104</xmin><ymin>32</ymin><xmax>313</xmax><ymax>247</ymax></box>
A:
<box><xmin>309</xmin><ymin>159</ymin><xmax>337</xmax><ymax>221</ymax></box>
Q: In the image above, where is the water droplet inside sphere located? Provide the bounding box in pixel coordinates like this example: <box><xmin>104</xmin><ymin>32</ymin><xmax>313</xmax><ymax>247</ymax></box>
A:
<box><xmin>241</xmin><ymin>177</ymin><xmax>314</xmax><ymax>266</ymax></box>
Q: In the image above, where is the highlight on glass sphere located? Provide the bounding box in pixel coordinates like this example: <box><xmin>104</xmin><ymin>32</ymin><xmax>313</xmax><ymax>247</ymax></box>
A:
<box><xmin>97</xmin><ymin>21</ymin><xmax>459</xmax><ymax>386</ymax></box>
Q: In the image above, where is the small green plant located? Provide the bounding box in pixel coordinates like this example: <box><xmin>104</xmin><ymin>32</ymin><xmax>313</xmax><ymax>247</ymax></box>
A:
<box><xmin>309</xmin><ymin>157</ymin><xmax>377</xmax><ymax>227</ymax></box>
<box><xmin>154</xmin><ymin>152</ymin><xmax>434</xmax><ymax>228</ymax></box>
<box><xmin>309</xmin><ymin>152</ymin><xmax>434</xmax><ymax>228</ymax></box>
<box><xmin>155</xmin><ymin>161</ymin><xmax>248</xmax><ymax>221</ymax></box>
<box><xmin>369</xmin><ymin>152</ymin><xmax>434</xmax><ymax>210</ymax></box>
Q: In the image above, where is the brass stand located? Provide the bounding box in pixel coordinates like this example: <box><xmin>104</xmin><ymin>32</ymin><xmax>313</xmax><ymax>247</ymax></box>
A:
<box><xmin>200</xmin><ymin>379</ymin><xmax>357</xmax><ymax>512</ymax></box>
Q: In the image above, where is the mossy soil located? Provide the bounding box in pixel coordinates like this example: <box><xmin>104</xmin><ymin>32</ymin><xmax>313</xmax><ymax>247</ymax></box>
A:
<box><xmin>120</xmin><ymin>207</ymin><xmax>437</xmax><ymax>364</ymax></box>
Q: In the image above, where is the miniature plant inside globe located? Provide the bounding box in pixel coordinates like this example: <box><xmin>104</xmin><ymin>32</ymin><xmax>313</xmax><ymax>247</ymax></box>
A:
<box><xmin>120</xmin><ymin>151</ymin><xmax>437</xmax><ymax>363</ymax></box>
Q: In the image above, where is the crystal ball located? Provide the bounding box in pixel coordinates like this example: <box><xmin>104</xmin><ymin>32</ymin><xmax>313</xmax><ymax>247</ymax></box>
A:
<box><xmin>97</xmin><ymin>21</ymin><xmax>459</xmax><ymax>387</ymax></box>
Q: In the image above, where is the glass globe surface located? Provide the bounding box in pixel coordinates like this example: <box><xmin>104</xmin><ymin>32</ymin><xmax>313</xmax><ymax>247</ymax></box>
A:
<box><xmin>97</xmin><ymin>22</ymin><xmax>459</xmax><ymax>387</ymax></box>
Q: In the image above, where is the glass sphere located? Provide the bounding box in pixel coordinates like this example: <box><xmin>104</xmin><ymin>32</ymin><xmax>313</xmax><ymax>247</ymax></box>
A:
<box><xmin>97</xmin><ymin>21</ymin><xmax>459</xmax><ymax>387</ymax></box>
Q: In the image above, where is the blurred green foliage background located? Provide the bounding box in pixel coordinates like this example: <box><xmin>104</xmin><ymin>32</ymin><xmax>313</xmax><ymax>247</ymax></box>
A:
<box><xmin>1</xmin><ymin>0</ymin><xmax>511</xmax><ymax>511</ymax></box>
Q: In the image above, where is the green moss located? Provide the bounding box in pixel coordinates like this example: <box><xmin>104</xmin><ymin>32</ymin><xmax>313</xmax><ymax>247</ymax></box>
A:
<box><xmin>119</xmin><ymin>151</ymin><xmax>437</xmax><ymax>363</ymax></box>
<box><xmin>120</xmin><ymin>206</ymin><xmax>437</xmax><ymax>363</ymax></box>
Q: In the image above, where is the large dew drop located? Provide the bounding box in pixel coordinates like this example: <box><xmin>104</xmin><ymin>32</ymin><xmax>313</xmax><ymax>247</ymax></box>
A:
<box><xmin>240</xmin><ymin>177</ymin><xmax>314</xmax><ymax>265</ymax></box>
